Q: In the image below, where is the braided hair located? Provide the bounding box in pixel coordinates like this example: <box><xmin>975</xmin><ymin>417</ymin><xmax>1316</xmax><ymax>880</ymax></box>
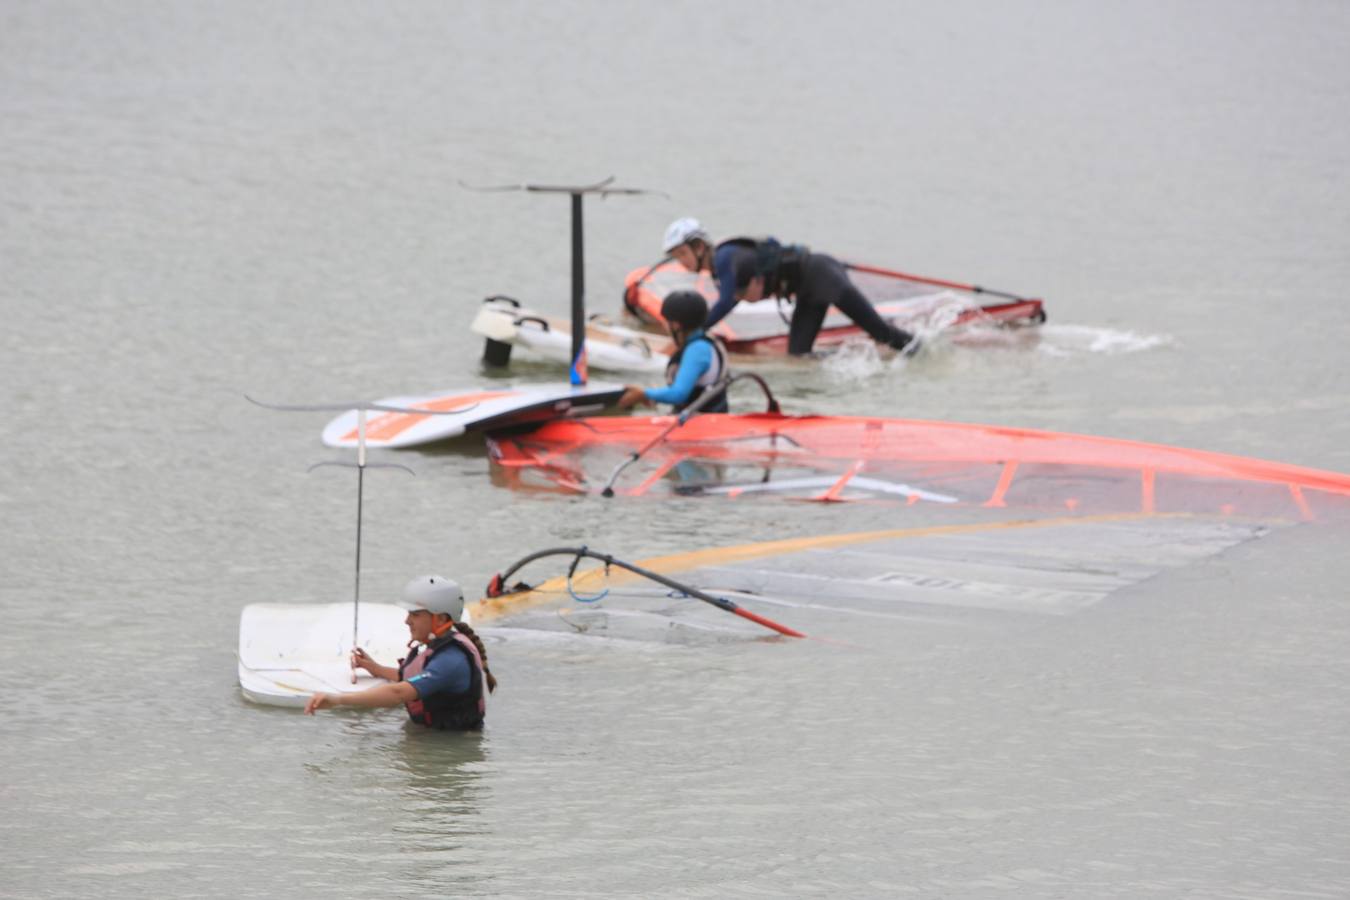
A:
<box><xmin>453</xmin><ymin>621</ymin><xmax>497</xmax><ymax>693</ymax></box>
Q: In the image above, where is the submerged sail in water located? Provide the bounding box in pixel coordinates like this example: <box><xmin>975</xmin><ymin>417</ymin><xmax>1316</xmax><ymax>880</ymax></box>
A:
<box><xmin>465</xmin><ymin>512</ymin><xmax>1274</xmax><ymax>645</ymax></box>
<box><xmin>488</xmin><ymin>414</ymin><xmax>1350</xmax><ymax>521</ymax></box>
<box><xmin>479</xmin><ymin>413</ymin><xmax>1349</xmax><ymax>643</ymax></box>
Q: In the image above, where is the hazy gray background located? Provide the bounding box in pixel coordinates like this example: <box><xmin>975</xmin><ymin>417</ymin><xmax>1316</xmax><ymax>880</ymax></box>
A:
<box><xmin>3</xmin><ymin>1</ymin><xmax>1348</xmax><ymax>897</ymax></box>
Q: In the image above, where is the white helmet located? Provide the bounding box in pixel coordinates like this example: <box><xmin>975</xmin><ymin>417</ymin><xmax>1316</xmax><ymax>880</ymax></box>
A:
<box><xmin>662</xmin><ymin>217</ymin><xmax>709</xmax><ymax>253</ymax></box>
<box><xmin>397</xmin><ymin>574</ymin><xmax>464</xmax><ymax>620</ymax></box>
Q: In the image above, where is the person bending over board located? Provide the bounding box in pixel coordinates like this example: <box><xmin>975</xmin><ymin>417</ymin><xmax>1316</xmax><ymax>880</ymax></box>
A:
<box><xmin>661</xmin><ymin>217</ymin><xmax>919</xmax><ymax>357</ymax></box>
<box><xmin>618</xmin><ymin>290</ymin><xmax>729</xmax><ymax>413</ymax></box>
<box><xmin>304</xmin><ymin>575</ymin><xmax>496</xmax><ymax>731</ymax></box>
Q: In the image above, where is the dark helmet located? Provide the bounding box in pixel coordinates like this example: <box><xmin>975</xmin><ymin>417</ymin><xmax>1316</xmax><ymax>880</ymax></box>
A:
<box><xmin>660</xmin><ymin>290</ymin><xmax>709</xmax><ymax>330</ymax></box>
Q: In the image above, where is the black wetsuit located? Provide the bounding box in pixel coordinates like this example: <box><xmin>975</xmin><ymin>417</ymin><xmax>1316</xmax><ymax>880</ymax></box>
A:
<box><xmin>710</xmin><ymin>240</ymin><xmax>915</xmax><ymax>356</ymax></box>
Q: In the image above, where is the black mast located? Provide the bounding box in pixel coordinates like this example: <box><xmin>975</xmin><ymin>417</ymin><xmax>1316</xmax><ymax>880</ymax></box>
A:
<box><xmin>461</xmin><ymin>177</ymin><xmax>660</xmax><ymax>385</ymax></box>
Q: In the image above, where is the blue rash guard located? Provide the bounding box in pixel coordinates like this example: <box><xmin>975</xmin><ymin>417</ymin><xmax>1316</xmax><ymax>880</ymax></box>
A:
<box><xmin>405</xmin><ymin>644</ymin><xmax>471</xmax><ymax>698</ymax></box>
<box><xmin>644</xmin><ymin>332</ymin><xmax>715</xmax><ymax>406</ymax></box>
<box><xmin>706</xmin><ymin>242</ymin><xmax>758</xmax><ymax>330</ymax></box>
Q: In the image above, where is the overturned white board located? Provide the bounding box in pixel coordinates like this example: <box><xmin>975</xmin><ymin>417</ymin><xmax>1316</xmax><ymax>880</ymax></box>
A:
<box><xmin>320</xmin><ymin>381</ymin><xmax>625</xmax><ymax>449</ymax></box>
<box><xmin>238</xmin><ymin>601</ymin><xmax>413</xmax><ymax>708</ymax></box>
<box><xmin>238</xmin><ymin>601</ymin><xmax>480</xmax><ymax>708</ymax></box>
<box><xmin>472</xmin><ymin>299</ymin><xmax>670</xmax><ymax>374</ymax></box>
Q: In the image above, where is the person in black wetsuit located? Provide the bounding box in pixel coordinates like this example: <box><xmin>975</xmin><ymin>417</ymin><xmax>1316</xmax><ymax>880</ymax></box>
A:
<box><xmin>662</xmin><ymin>218</ymin><xmax>920</xmax><ymax>357</ymax></box>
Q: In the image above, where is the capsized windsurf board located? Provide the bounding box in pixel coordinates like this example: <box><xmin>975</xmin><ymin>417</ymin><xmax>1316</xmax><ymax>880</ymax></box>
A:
<box><xmin>239</xmin><ymin>602</ymin><xmax>408</xmax><ymax>707</ymax></box>
<box><xmin>466</xmin><ymin>514</ymin><xmax>1272</xmax><ymax>640</ymax></box>
<box><xmin>472</xmin><ymin>296</ymin><xmax>671</xmax><ymax>373</ymax></box>
<box><xmin>238</xmin><ymin>601</ymin><xmax>479</xmax><ymax>707</ymax></box>
<box><xmin>320</xmin><ymin>381</ymin><xmax>626</xmax><ymax>449</ymax></box>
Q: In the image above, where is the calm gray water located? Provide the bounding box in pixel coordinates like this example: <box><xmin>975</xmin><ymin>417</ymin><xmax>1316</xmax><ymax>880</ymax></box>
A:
<box><xmin>3</xmin><ymin>2</ymin><xmax>1350</xmax><ymax>897</ymax></box>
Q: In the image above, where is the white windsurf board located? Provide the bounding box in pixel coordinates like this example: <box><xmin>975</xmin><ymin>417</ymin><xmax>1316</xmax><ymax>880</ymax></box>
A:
<box><xmin>238</xmin><ymin>602</ymin><xmax>480</xmax><ymax>708</ymax></box>
<box><xmin>472</xmin><ymin>298</ymin><xmax>671</xmax><ymax>374</ymax></box>
<box><xmin>238</xmin><ymin>602</ymin><xmax>411</xmax><ymax>708</ymax></box>
<box><xmin>320</xmin><ymin>381</ymin><xmax>625</xmax><ymax>449</ymax></box>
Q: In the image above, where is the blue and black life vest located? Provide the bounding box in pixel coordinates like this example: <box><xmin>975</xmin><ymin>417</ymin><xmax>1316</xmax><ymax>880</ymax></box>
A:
<box><xmin>664</xmin><ymin>333</ymin><xmax>729</xmax><ymax>414</ymax></box>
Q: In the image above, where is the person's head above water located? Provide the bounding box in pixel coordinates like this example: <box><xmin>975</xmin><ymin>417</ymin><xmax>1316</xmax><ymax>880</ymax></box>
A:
<box><xmin>663</xmin><ymin>217</ymin><xmax>708</xmax><ymax>253</ymax></box>
<box><xmin>659</xmin><ymin>290</ymin><xmax>710</xmax><ymax>345</ymax></box>
<box><xmin>660</xmin><ymin>290</ymin><xmax>709</xmax><ymax>335</ymax></box>
<box><xmin>397</xmin><ymin>574</ymin><xmax>464</xmax><ymax>617</ymax></box>
<box><xmin>663</xmin><ymin>217</ymin><xmax>711</xmax><ymax>272</ymax></box>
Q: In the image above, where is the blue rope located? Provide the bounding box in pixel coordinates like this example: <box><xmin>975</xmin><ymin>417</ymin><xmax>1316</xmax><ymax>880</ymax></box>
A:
<box><xmin>567</xmin><ymin>576</ymin><xmax>608</xmax><ymax>604</ymax></box>
<box><xmin>566</xmin><ymin>546</ymin><xmax>610</xmax><ymax>603</ymax></box>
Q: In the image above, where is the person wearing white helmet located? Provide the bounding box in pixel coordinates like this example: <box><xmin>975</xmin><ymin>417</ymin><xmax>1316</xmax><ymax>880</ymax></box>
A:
<box><xmin>661</xmin><ymin>216</ymin><xmax>715</xmax><ymax>278</ymax></box>
<box><xmin>661</xmin><ymin>218</ymin><xmax>918</xmax><ymax>357</ymax></box>
<box><xmin>303</xmin><ymin>575</ymin><xmax>497</xmax><ymax>730</ymax></box>
<box><xmin>663</xmin><ymin>217</ymin><xmax>710</xmax><ymax>257</ymax></box>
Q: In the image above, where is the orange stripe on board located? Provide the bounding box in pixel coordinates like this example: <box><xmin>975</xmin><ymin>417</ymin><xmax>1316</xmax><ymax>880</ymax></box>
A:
<box><xmin>1142</xmin><ymin>469</ymin><xmax>1155</xmax><ymax>515</ymax></box>
<box><xmin>343</xmin><ymin>391</ymin><xmax>517</xmax><ymax>443</ymax></box>
<box><xmin>984</xmin><ymin>461</ymin><xmax>1019</xmax><ymax>508</ymax></box>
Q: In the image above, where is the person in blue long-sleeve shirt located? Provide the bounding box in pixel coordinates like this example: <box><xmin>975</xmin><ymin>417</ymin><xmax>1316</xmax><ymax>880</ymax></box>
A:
<box><xmin>661</xmin><ymin>217</ymin><xmax>918</xmax><ymax>357</ymax></box>
<box><xmin>619</xmin><ymin>290</ymin><xmax>728</xmax><ymax>413</ymax></box>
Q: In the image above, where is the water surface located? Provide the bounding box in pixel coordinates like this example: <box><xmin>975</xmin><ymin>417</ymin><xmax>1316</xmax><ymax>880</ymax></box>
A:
<box><xmin>3</xmin><ymin>2</ymin><xmax>1349</xmax><ymax>897</ymax></box>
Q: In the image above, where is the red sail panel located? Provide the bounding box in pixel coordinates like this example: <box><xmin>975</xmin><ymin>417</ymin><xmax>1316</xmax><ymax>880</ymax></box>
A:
<box><xmin>487</xmin><ymin>414</ymin><xmax>1350</xmax><ymax>519</ymax></box>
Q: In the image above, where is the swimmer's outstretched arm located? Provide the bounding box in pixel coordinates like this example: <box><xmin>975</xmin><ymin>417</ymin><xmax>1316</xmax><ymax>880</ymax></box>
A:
<box><xmin>304</xmin><ymin>681</ymin><xmax>418</xmax><ymax>715</ymax></box>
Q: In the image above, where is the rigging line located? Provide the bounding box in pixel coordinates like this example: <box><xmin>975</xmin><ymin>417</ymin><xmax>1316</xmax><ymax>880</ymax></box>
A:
<box><xmin>487</xmin><ymin>546</ymin><xmax>805</xmax><ymax>638</ymax></box>
<box><xmin>251</xmin><ymin>397</ymin><xmax>415</xmax><ymax>683</ymax></box>
<box><xmin>843</xmin><ymin>261</ymin><xmax>1041</xmax><ymax>305</ymax></box>
<box><xmin>599</xmin><ymin>372</ymin><xmax>781</xmax><ymax>497</ymax></box>
<box><xmin>566</xmin><ymin>546</ymin><xmax>610</xmax><ymax>603</ymax></box>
